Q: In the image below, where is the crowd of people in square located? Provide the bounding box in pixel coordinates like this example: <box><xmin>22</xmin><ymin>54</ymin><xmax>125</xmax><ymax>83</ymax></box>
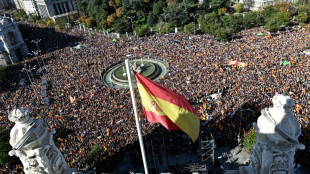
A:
<box><xmin>1</xmin><ymin>22</ymin><xmax>310</xmax><ymax>173</ymax></box>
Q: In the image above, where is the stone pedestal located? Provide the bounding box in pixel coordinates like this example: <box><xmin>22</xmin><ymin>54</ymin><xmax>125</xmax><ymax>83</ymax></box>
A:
<box><xmin>240</xmin><ymin>94</ymin><xmax>305</xmax><ymax>174</ymax></box>
<box><xmin>8</xmin><ymin>107</ymin><xmax>75</xmax><ymax>174</ymax></box>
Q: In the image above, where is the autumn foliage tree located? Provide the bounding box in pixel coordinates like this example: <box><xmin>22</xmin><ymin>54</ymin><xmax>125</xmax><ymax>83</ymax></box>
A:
<box><xmin>85</xmin><ymin>17</ymin><xmax>95</xmax><ymax>27</ymax></box>
<box><xmin>107</xmin><ymin>13</ymin><xmax>116</xmax><ymax>26</ymax></box>
<box><xmin>116</xmin><ymin>7</ymin><xmax>122</xmax><ymax>18</ymax></box>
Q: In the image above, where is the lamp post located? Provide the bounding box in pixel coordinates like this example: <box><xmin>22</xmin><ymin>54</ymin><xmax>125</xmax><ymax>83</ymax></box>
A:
<box><xmin>127</xmin><ymin>16</ymin><xmax>135</xmax><ymax>35</ymax></box>
<box><xmin>31</xmin><ymin>39</ymin><xmax>46</xmax><ymax>67</ymax></box>
<box><xmin>30</xmin><ymin>50</ymin><xmax>42</xmax><ymax>69</ymax></box>
<box><xmin>31</xmin><ymin>39</ymin><xmax>41</xmax><ymax>53</ymax></box>
<box><xmin>191</xmin><ymin>13</ymin><xmax>199</xmax><ymax>35</ymax></box>
<box><xmin>161</xmin><ymin>13</ymin><xmax>169</xmax><ymax>34</ymax></box>
<box><xmin>22</xmin><ymin>65</ymin><xmax>34</xmax><ymax>87</ymax></box>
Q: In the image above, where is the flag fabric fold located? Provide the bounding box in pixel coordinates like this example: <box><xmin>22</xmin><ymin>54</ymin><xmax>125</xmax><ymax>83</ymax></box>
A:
<box><xmin>135</xmin><ymin>72</ymin><xmax>200</xmax><ymax>142</ymax></box>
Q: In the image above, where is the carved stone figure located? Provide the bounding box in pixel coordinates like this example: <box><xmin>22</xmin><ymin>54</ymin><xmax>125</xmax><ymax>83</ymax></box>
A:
<box><xmin>8</xmin><ymin>106</ymin><xmax>74</xmax><ymax>174</ymax></box>
<box><xmin>240</xmin><ymin>94</ymin><xmax>305</xmax><ymax>174</ymax></box>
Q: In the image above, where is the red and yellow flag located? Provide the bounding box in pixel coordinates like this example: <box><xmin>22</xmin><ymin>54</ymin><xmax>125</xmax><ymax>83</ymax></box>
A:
<box><xmin>135</xmin><ymin>72</ymin><xmax>200</xmax><ymax>142</ymax></box>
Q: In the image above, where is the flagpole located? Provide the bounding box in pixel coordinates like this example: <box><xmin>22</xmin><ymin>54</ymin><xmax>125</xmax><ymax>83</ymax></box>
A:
<box><xmin>125</xmin><ymin>59</ymin><xmax>149</xmax><ymax>174</ymax></box>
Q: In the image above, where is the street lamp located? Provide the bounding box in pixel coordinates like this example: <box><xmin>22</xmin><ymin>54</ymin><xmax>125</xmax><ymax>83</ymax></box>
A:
<box><xmin>22</xmin><ymin>64</ymin><xmax>36</xmax><ymax>87</ymax></box>
<box><xmin>31</xmin><ymin>39</ymin><xmax>46</xmax><ymax>67</ymax></box>
<box><xmin>31</xmin><ymin>39</ymin><xmax>41</xmax><ymax>53</ymax></box>
<box><xmin>127</xmin><ymin>16</ymin><xmax>135</xmax><ymax>35</ymax></box>
<box><xmin>30</xmin><ymin>50</ymin><xmax>42</xmax><ymax>70</ymax></box>
<box><xmin>191</xmin><ymin>13</ymin><xmax>199</xmax><ymax>35</ymax></box>
<box><xmin>161</xmin><ymin>13</ymin><xmax>169</xmax><ymax>34</ymax></box>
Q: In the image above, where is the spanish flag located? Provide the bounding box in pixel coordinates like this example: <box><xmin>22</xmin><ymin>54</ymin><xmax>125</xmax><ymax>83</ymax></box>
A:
<box><xmin>135</xmin><ymin>72</ymin><xmax>200</xmax><ymax>142</ymax></box>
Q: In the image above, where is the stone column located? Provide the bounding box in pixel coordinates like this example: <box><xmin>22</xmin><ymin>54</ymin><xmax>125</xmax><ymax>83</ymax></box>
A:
<box><xmin>57</xmin><ymin>3</ymin><xmax>62</xmax><ymax>14</ymax></box>
<box><xmin>63</xmin><ymin>2</ymin><xmax>68</xmax><ymax>13</ymax></box>
<box><xmin>53</xmin><ymin>3</ymin><xmax>58</xmax><ymax>15</ymax></box>
<box><xmin>67</xmin><ymin>0</ymin><xmax>73</xmax><ymax>11</ymax></box>
<box><xmin>60</xmin><ymin>2</ymin><xmax>66</xmax><ymax>13</ymax></box>
<box><xmin>71</xmin><ymin>0</ymin><xmax>77</xmax><ymax>11</ymax></box>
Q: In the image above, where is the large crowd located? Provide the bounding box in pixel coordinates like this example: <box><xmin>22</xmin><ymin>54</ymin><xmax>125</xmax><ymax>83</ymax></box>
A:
<box><xmin>1</xmin><ymin>22</ymin><xmax>310</xmax><ymax>173</ymax></box>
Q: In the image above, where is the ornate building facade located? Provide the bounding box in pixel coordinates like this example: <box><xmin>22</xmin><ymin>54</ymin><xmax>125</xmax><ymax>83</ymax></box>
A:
<box><xmin>12</xmin><ymin>0</ymin><xmax>77</xmax><ymax>19</ymax></box>
<box><xmin>0</xmin><ymin>0</ymin><xmax>14</xmax><ymax>9</ymax></box>
<box><xmin>0</xmin><ymin>15</ymin><xmax>28</xmax><ymax>65</ymax></box>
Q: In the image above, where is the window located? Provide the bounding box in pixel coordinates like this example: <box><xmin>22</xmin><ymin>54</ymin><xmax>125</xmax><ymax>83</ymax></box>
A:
<box><xmin>8</xmin><ymin>32</ymin><xmax>18</xmax><ymax>46</ymax></box>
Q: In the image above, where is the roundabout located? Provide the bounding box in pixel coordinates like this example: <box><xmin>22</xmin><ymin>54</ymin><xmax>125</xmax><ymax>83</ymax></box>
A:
<box><xmin>102</xmin><ymin>58</ymin><xmax>168</xmax><ymax>88</ymax></box>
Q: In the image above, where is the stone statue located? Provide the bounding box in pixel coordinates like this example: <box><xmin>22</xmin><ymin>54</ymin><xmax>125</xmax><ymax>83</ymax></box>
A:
<box><xmin>130</xmin><ymin>62</ymin><xmax>142</xmax><ymax>73</ymax></box>
<box><xmin>8</xmin><ymin>106</ymin><xmax>75</xmax><ymax>174</ymax></box>
<box><xmin>240</xmin><ymin>94</ymin><xmax>305</xmax><ymax>174</ymax></box>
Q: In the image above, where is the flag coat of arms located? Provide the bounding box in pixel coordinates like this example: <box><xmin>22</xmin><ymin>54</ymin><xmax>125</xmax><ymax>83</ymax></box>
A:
<box><xmin>135</xmin><ymin>72</ymin><xmax>200</xmax><ymax>142</ymax></box>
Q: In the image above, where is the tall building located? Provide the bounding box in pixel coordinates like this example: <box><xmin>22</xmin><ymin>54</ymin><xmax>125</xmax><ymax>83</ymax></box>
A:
<box><xmin>12</xmin><ymin>0</ymin><xmax>77</xmax><ymax>19</ymax></box>
<box><xmin>0</xmin><ymin>15</ymin><xmax>28</xmax><ymax>65</ymax></box>
<box><xmin>233</xmin><ymin>0</ymin><xmax>296</xmax><ymax>10</ymax></box>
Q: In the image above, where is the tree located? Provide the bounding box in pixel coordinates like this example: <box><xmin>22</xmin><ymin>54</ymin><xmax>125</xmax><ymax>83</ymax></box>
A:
<box><xmin>121</xmin><ymin>0</ymin><xmax>134</xmax><ymax>17</ymax></box>
<box><xmin>262</xmin><ymin>5</ymin><xmax>276</xmax><ymax>20</ymax></box>
<box><xmin>243</xmin><ymin>127</ymin><xmax>257</xmax><ymax>152</ymax></box>
<box><xmin>96</xmin><ymin>8</ymin><xmax>108</xmax><ymax>29</ymax></box>
<box><xmin>295</xmin><ymin>0</ymin><xmax>310</xmax><ymax>9</ymax></box>
<box><xmin>13</xmin><ymin>9</ymin><xmax>27</xmax><ymax>20</ymax></box>
<box><xmin>135</xmin><ymin>26</ymin><xmax>151</xmax><ymax>37</ymax></box>
<box><xmin>198</xmin><ymin>0</ymin><xmax>211</xmax><ymax>13</ymax></box>
<box><xmin>112</xmin><ymin>17</ymin><xmax>128</xmax><ymax>33</ymax></box>
<box><xmin>218</xmin><ymin>7</ymin><xmax>227</xmax><ymax>16</ymax></box>
<box><xmin>69</xmin><ymin>12</ymin><xmax>77</xmax><ymax>21</ymax></box>
<box><xmin>29</xmin><ymin>14</ymin><xmax>40</xmax><ymax>24</ymax></box>
<box><xmin>165</xmin><ymin>0</ymin><xmax>196</xmax><ymax>26</ymax></box>
<box><xmin>0</xmin><ymin>128</ymin><xmax>11</xmax><ymax>165</ymax></box>
<box><xmin>184</xmin><ymin>22</ymin><xmax>195</xmax><ymax>33</ymax></box>
<box><xmin>47</xmin><ymin>20</ymin><xmax>54</xmax><ymax>27</ymax></box>
<box><xmin>243</xmin><ymin>11</ymin><xmax>264</xmax><ymax>29</ymax></box>
<box><xmin>222</xmin><ymin>14</ymin><xmax>242</xmax><ymax>33</ymax></box>
<box><xmin>147</xmin><ymin>12</ymin><xmax>154</xmax><ymax>26</ymax></box>
<box><xmin>38</xmin><ymin>18</ymin><xmax>49</xmax><ymax>27</ymax></box>
<box><xmin>153</xmin><ymin>0</ymin><xmax>166</xmax><ymax>22</ymax></box>
<box><xmin>234</xmin><ymin>2</ymin><xmax>243</xmax><ymax>13</ymax></box>
<box><xmin>55</xmin><ymin>17</ymin><xmax>66</xmax><ymax>30</ymax></box>
<box><xmin>264</xmin><ymin>18</ymin><xmax>280</xmax><ymax>32</ymax></box>
<box><xmin>85</xmin><ymin>17</ymin><xmax>95</xmax><ymax>28</ymax></box>
<box><xmin>214</xmin><ymin>27</ymin><xmax>232</xmax><ymax>41</ymax></box>
<box><xmin>76</xmin><ymin>0</ymin><xmax>88</xmax><ymax>15</ymax></box>
<box><xmin>295</xmin><ymin>12</ymin><xmax>309</xmax><ymax>23</ymax></box>
<box><xmin>273</xmin><ymin>11</ymin><xmax>292</xmax><ymax>27</ymax></box>
<box><xmin>87</xmin><ymin>0</ymin><xmax>102</xmax><ymax>17</ymax></box>
<box><xmin>107</xmin><ymin>13</ymin><xmax>116</xmax><ymax>26</ymax></box>
<box><xmin>274</xmin><ymin>2</ymin><xmax>290</xmax><ymax>13</ymax></box>
<box><xmin>108</xmin><ymin>0</ymin><xmax>116</xmax><ymax>9</ymax></box>
<box><xmin>209</xmin><ymin>0</ymin><xmax>227</xmax><ymax>11</ymax></box>
<box><xmin>116</xmin><ymin>7</ymin><xmax>122</xmax><ymax>18</ymax></box>
<box><xmin>115</xmin><ymin>0</ymin><xmax>121</xmax><ymax>7</ymax></box>
<box><xmin>199</xmin><ymin>11</ymin><xmax>221</xmax><ymax>35</ymax></box>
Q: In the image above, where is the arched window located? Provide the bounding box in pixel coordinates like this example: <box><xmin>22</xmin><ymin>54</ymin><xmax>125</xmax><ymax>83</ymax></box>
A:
<box><xmin>8</xmin><ymin>32</ymin><xmax>17</xmax><ymax>46</ymax></box>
